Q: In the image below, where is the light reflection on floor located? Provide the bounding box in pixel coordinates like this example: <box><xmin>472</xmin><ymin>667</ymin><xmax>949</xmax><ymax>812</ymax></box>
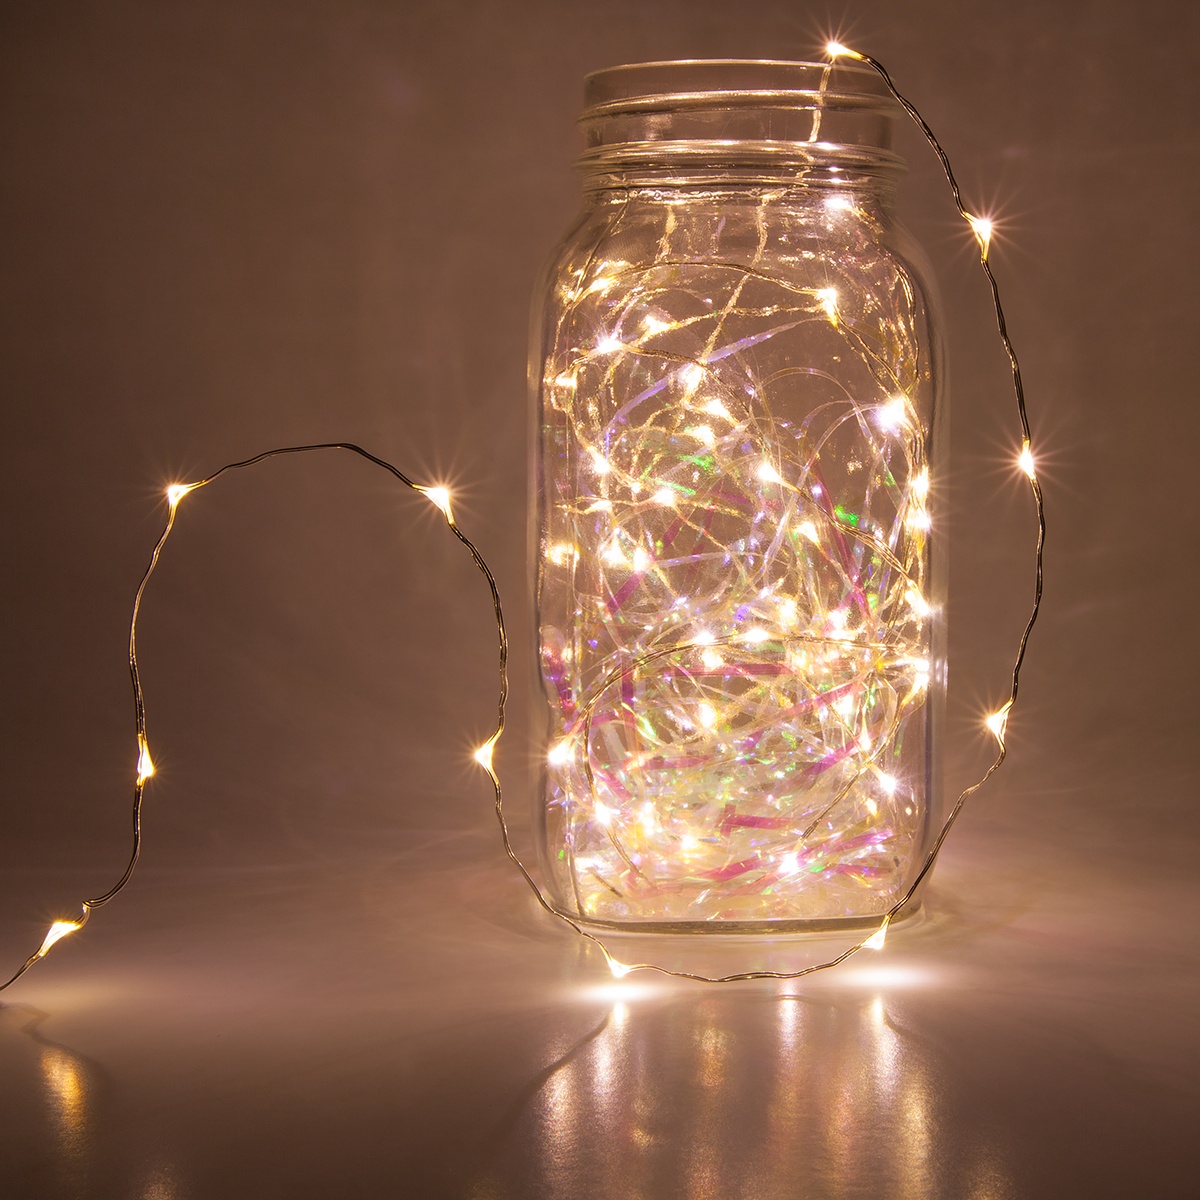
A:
<box><xmin>0</xmin><ymin>833</ymin><xmax>1196</xmax><ymax>1199</ymax></box>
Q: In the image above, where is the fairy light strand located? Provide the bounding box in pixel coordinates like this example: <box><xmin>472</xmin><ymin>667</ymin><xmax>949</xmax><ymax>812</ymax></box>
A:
<box><xmin>2</xmin><ymin>44</ymin><xmax>1044</xmax><ymax>990</ymax></box>
<box><xmin>0</xmin><ymin>442</ymin><xmax>510</xmax><ymax>992</ymax></box>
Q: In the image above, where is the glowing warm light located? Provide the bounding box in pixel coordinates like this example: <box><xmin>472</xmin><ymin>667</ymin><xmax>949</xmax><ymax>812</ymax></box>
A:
<box><xmin>589</xmin><ymin>450</ymin><xmax>611</xmax><ymax>475</ymax></box>
<box><xmin>703</xmin><ymin>398</ymin><xmax>732</xmax><ymax>420</ymax></box>
<box><xmin>700</xmin><ymin>647</ymin><xmax>723</xmax><ymax>669</ymax></box>
<box><xmin>548</xmin><ymin>739</ymin><xmax>572</xmax><ymax>766</ymax></box>
<box><xmin>798</xmin><ymin>520</ymin><xmax>819</xmax><ymax>542</ymax></box>
<box><xmin>596</xmin><ymin>332</ymin><xmax>622</xmax><ymax>354</ymax></box>
<box><xmin>473</xmin><ymin>733</ymin><xmax>500</xmax><ymax>775</ymax></box>
<box><xmin>595</xmin><ymin>801</ymin><xmax>615</xmax><ymax>827</ymax></box>
<box><xmin>554</xmin><ymin>371</ymin><xmax>577</xmax><ymax>390</ymax></box>
<box><xmin>816</xmin><ymin>287</ymin><xmax>839</xmax><ymax>323</ymax></box>
<box><xmin>37</xmin><ymin>920</ymin><xmax>82</xmax><ymax>959</ymax></box>
<box><xmin>689</xmin><ymin>424</ymin><xmax>716</xmax><ymax>445</ymax></box>
<box><xmin>967</xmin><ymin>214</ymin><xmax>993</xmax><ymax>258</ymax></box>
<box><xmin>698</xmin><ymin>702</ymin><xmax>718</xmax><ymax>729</ymax></box>
<box><xmin>985</xmin><ymin>701</ymin><xmax>1012</xmax><ymax>744</ymax></box>
<box><xmin>166</xmin><ymin>483</ymin><xmax>197</xmax><ymax>509</ymax></box>
<box><xmin>757</xmin><ymin>461</ymin><xmax>784</xmax><ymax>485</ymax></box>
<box><xmin>416</xmin><ymin>485</ymin><xmax>454</xmax><ymax>522</ymax></box>
<box><xmin>682</xmin><ymin>363</ymin><xmax>706</xmax><ymax>389</ymax></box>
<box><xmin>825</xmin><ymin>41</ymin><xmax>864</xmax><ymax>60</ymax></box>
<box><xmin>878</xmin><ymin>395</ymin><xmax>908</xmax><ymax>431</ymax></box>
<box><xmin>826</xmin><ymin>41</ymin><xmax>863</xmax><ymax>60</ymax></box>
<box><xmin>742</xmin><ymin>627</ymin><xmax>769</xmax><ymax>644</ymax></box>
<box><xmin>862</xmin><ymin>916</ymin><xmax>891</xmax><ymax>951</ymax></box>
<box><xmin>1018</xmin><ymin>441</ymin><xmax>1036</xmax><ymax>479</ymax></box>
<box><xmin>911</xmin><ymin>468</ymin><xmax>930</xmax><ymax>500</ymax></box>
<box><xmin>136</xmin><ymin>735</ymin><xmax>155</xmax><ymax>784</ymax></box>
<box><xmin>642</xmin><ymin>315</ymin><xmax>668</xmax><ymax>335</ymax></box>
<box><xmin>607</xmin><ymin>957</ymin><xmax>634</xmax><ymax>979</ymax></box>
<box><xmin>652</xmin><ymin>487</ymin><xmax>676</xmax><ymax>506</ymax></box>
<box><xmin>631</xmin><ymin>547</ymin><xmax>650</xmax><ymax>572</ymax></box>
<box><xmin>905</xmin><ymin>585</ymin><xmax>932</xmax><ymax>618</ymax></box>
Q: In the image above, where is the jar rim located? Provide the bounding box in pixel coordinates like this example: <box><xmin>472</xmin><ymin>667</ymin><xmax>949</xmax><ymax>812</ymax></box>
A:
<box><xmin>578</xmin><ymin>59</ymin><xmax>902</xmax><ymax>180</ymax></box>
<box><xmin>582</xmin><ymin>59</ymin><xmax>896</xmax><ymax>120</ymax></box>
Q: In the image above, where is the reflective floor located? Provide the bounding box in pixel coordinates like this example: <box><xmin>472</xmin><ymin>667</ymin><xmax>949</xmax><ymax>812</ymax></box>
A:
<box><xmin>2</xmin><ymin>810</ymin><xmax>1196</xmax><ymax>1200</ymax></box>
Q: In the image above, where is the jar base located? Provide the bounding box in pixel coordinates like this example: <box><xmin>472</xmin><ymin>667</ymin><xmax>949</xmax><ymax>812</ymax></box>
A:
<box><xmin>554</xmin><ymin>901</ymin><xmax>922</xmax><ymax>938</ymax></box>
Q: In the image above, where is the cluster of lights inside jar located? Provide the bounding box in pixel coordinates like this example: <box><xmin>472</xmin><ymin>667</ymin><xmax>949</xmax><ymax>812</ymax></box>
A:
<box><xmin>2</xmin><ymin>44</ymin><xmax>1043</xmax><ymax>990</ymax></box>
<box><xmin>542</xmin><ymin>257</ymin><xmax>935</xmax><ymax>925</ymax></box>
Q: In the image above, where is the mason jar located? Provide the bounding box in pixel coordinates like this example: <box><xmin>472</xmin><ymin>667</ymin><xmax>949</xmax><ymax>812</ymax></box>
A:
<box><xmin>530</xmin><ymin>60</ymin><xmax>946</xmax><ymax>931</ymax></box>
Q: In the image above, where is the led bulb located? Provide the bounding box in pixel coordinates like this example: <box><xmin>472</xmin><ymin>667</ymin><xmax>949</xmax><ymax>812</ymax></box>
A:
<box><xmin>1018</xmin><ymin>442</ymin><xmax>1036</xmax><ymax>479</ymax></box>
<box><xmin>878</xmin><ymin>395</ymin><xmax>908</xmax><ymax>432</ymax></box>
<box><xmin>473</xmin><ymin>733</ymin><xmax>501</xmax><ymax>776</ymax></box>
<box><xmin>607</xmin><ymin>956</ymin><xmax>634</xmax><ymax>979</ymax></box>
<box><xmin>826</xmin><ymin>41</ymin><xmax>862</xmax><ymax>60</ymax></box>
<box><xmin>862</xmin><ymin>916</ymin><xmax>890</xmax><ymax>951</ymax></box>
<box><xmin>37</xmin><ymin>920</ymin><xmax>83</xmax><ymax>959</ymax></box>
<box><xmin>816</xmin><ymin>287</ymin><xmax>839</xmax><ymax>323</ymax></box>
<box><xmin>166</xmin><ymin>483</ymin><xmax>197</xmax><ymax>509</ymax></box>
<box><xmin>417</xmin><ymin>485</ymin><xmax>454</xmax><ymax>523</ymax></box>
<box><xmin>136</xmin><ymin>735</ymin><xmax>155</xmax><ymax>784</ymax></box>
<box><xmin>967</xmin><ymin>214</ymin><xmax>993</xmax><ymax>258</ymax></box>
<box><xmin>985</xmin><ymin>702</ymin><xmax>1012</xmax><ymax>744</ymax></box>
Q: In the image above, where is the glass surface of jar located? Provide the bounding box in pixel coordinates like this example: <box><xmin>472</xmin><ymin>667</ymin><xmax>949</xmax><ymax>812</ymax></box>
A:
<box><xmin>531</xmin><ymin>60</ymin><xmax>946</xmax><ymax>931</ymax></box>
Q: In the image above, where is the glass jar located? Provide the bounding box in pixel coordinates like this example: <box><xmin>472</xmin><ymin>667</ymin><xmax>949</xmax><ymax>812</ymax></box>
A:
<box><xmin>530</xmin><ymin>60</ymin><xmax>946</xmax><ymax>931</ymax></box>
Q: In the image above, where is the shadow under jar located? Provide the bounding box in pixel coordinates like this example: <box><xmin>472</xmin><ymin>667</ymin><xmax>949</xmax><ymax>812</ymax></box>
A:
<box><xmin>531</xmin><ymin>60</ymin><xmax>947</xmax><ymax>932</ymax></box>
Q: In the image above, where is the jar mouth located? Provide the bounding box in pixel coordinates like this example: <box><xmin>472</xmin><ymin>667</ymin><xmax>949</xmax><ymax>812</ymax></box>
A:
<box><xmin>582</xmin><ymin>59</ymin><xmax>895</xmax><ymax>117</ymax></box>
<box><xmin>579</xmin><ymin>59</ymin><xmax>903</xmax><ymax>180</ymax></box>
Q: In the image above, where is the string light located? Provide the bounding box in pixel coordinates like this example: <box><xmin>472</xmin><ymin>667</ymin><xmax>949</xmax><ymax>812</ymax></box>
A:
<box><xmin>985</xmin><ymin>701</ymin><xmax>1012</xmax><ymax>746</ymax></box>
<box><xmin>414</xmin><ymin>484</ymin><xmax>455</xmax><ymax>524</ymax></box>
<box><xmin>967</xmin><ymin>215</ymin><xmax>994</xmax><ymax>259</ymax></box>
<box><xmin>825</xmin><ymin>42</ymin><xmax>863</xmax><ymax>62</ymax></box>
<box><xmin>862</xmin><ymin>916</ymin><xmax>891</xmax><ymax>951</ymax></box>
<box><xmin>1</xmin><ymin>443</ymin><xmax>507</xmax><ymax>993</ymax></box>
<box><xmin>136</xmin><ymin>734</ymin><xmax>156</xmax><ymax>785</ymax></box>
<box><xmin>36</xmin><ymin>921</ymin><xmax>83</xmax><ymax>959</ymax></box>
<box><xmin>1</xmin><ymin>45</ymin><xmax>1044</xmax><ymax>991</ymax></box>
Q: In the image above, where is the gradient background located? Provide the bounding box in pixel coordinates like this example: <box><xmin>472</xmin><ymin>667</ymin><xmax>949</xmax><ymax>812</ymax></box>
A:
<box><xmin>2</xmin><ymin>1</ymin><xmax>1197</xmax><ymax>1197</ymax></box>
